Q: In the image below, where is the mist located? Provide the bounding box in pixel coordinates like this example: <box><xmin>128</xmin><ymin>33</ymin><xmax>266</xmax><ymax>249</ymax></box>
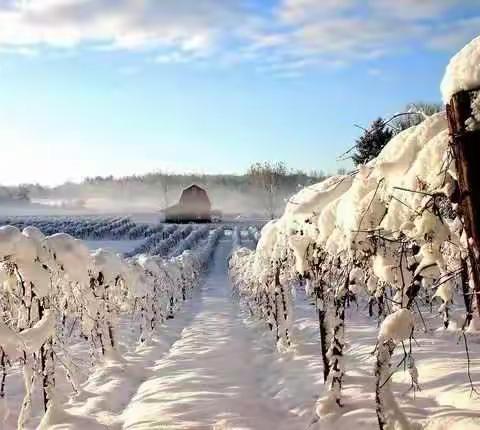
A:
<box><xmin>0</xmin><ymin>170</ymin><xmax>326</xmax><ymax>219</ymax></box>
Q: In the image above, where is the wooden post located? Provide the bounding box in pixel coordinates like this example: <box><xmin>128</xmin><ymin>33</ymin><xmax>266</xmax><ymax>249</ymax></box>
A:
<box><xmin>446</xmin><ymin>88</ymin><xmax>480</xmax><ymax>317</ymax></box>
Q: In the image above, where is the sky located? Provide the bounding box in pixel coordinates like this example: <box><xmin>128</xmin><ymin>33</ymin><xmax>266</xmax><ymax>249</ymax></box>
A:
<box><xmin>0</xmin><ymin>0</ymin><xmax>479</xmax><ymax>186</ymax></box>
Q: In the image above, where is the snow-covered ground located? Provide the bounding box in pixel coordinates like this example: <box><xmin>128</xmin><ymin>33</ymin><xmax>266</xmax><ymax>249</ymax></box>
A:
<box><xmin>23</xmin><ymin>236</ymin><xmax>478</xmax><ymax>430</ymax></box>
<box><xmin>84</xmin><ymin>239</ymin><xmax>145</xmax><ymax>254</ymax></box>
<box><xmin>122</xmin><ymin>239</ymin><xmax>301</xmax><ymax>429</ymax></box>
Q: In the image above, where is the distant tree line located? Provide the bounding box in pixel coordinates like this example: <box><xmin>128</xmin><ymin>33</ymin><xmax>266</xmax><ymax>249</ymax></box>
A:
<box><xmin>0</xmin><ymin>185</ymin><xmax>30</xmax><ymax>203</ymax></box>
<box><xmin>6</xmin><ymin>166</ymin><xmax>329</xmax><ymax>218</ymax></box>
<box><xmin>1</xmin><ymin>101</ymin><xmax>442</xmax><ymax>216</ymax></box>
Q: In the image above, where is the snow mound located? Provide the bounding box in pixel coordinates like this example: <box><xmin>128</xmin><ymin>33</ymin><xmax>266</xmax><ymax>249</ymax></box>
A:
<box><xmin>425</xmin><ymin>416</ymin><xmax>480</xmax><ymax>430</ymax></box>
<box><xmin>441</xmin><ymin>35</ymin><xmax>480</xmax><ymax>103</ymax></box>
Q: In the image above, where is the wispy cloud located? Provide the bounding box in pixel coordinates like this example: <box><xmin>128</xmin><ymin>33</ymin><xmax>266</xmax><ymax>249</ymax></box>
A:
<box><xmin>245</xmin><ymin>0</ymin><xmax>480</xmax><ymax>74</ymax></box>
<box><xmin>0</xmin><ymin>0</ymin><xmax>478</xmax><ymax>73</ymax></box>
<box><xmin>277</xmin><ymin>0</ymin><xmax>356</xmax><ymax>24</ymax></box>
<box><xmin>0</xmin><ymin>45</ymin><xmax>38</xmax><ymax>57</ymax></box>
<box><xmin>0</xmin><ymin>0</ymin><xmax>248</xmax><ymax>53</ymax></box>
<box><xmin>367</xmin><ymin>68</ymin><xmax>382</xmax><ymax>77</ymax></box>
<box><xmin>427</xmin><ymin>16</ymin><xmax>480</xmax><ymax>50</ymax></box>
<box><xmin>154</xmin><ymin>51</ymin><xmax>192</xmax><ymax>65</ymax></box>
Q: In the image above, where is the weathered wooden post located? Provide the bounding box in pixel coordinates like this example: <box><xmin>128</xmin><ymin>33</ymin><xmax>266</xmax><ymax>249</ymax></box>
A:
<box><xmin>446</xmin><ymin>88</ymin><xmax>480</xmax><ymax>317</ymax></box>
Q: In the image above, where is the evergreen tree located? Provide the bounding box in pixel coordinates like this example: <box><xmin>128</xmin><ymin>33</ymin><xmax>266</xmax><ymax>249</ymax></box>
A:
<box><xmin>352</xmin><ymin>118</ymin><xmax>393</xmax><ymax>166</ymax></box>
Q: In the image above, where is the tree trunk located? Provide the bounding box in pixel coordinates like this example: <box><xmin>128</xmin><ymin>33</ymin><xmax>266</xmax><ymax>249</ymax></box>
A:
<box><xmin>327</xmin><ymin>270</ymin><xmax>349</xmax><ymax>407</ymax></box>
<box><xmin>316</xmin><ymin>282</ymin><xmax>330</xmax><ymax>383</ymax></box>
<box><xmin>460</xmin><ymin>258</ymin><xmax>473</xmax><ymax>330</ymax></box>
<box><xmin>446</xmin><ymin>89</ymin><xmax>480</xmax><ymax>316</ymax></box>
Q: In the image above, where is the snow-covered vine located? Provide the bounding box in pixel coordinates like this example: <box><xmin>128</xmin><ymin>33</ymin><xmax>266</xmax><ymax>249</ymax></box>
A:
<box><xmin>0</xmin><ymin>224</ymin><xmax>222</xmax><ymax>428</ymax></box>
<box><xmin>230</xmin><ymin>35</ymin><xmax>480</xmax><ymax>429</ymax></box>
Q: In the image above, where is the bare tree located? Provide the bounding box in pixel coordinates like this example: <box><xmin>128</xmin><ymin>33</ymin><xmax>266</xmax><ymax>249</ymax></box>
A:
<box><xmin>247</xmin><ymin>161</ymin><xmax>287</xmax><ymax>219</ymax></box>
<box><xmin>390</xmin><ymin>102</ymin><xmax>443</xmax><ymax>133</ymax></box>
<box><xmin>160</xmin><ymin>174</ymin><xmax>171</xmax><ymax>210</ymax></box>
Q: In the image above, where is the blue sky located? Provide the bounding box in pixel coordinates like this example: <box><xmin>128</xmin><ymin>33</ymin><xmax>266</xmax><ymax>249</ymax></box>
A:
<box><xmin>0</xmin><ymin>0</ymin><xmax>479</xmax><ymax>186</ymax></box>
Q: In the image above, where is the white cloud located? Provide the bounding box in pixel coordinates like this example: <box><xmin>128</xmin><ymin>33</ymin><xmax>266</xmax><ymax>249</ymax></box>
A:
<box><xmin>0</xmin><ymin>0</ymin><xmax>247</xmax><ymax>54</ymax></box>
<box><xmin>278</xmin><ymin>0</ymin><xmax>356</xmax><ymax>23</ymax></box>
<box><xmin>264</xmin><ymin>0</ymin><xmax>480</xmax><ymax>69</ymax></box>
<box><xmin>427</xmin><ymin>16</ymin><xmax>480</xmax><ymax>51</ymax></box>
<box><xmin>293</xmin><ymin>17</ymin><xmax>398</xmax><ymax>57</ymax></box>
<box><xmin>369</xmin><ymin>0</ymin><xmax>460</xmax><ymax>20</ymax></box>
<box><xmin>154</xmin><ymin>52</ymin><xmax>191</xmax><ymax>64</ymax></box>
<box><xmin>0</xmin><ymin>0</ymin><xmax>477</xmax><ymax>71</ymax></box>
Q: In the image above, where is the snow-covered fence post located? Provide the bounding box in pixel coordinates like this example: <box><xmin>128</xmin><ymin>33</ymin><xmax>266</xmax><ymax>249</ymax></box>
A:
<box><xmin>446</xmin><ymin>88</ymin><xmax>480</xmax><ymax>316</ymax></box>
<box><xmin>314</xmin><ymin>276</ymin><xmax>331</xmax><ymax>382</ymax></box>
<box><xmin>37</xmin><ymin>299</ymin><xmax>55</xmax><ymax>412</ymax></box>
<box><xmin>306</xmin><ymin>246</ymin><xmax>332</xmax><ymax>383</ymax></box>
<box><xmin>0</xmin><ymin>349</ymin><xmax>7</xmax><ymax>426</ymax></box>
<box><xmin>374</xmin><ymin>338</ymin><xmax>396</xmax><ymax>430</ymax></box>
<box><xmin>326</xmin><ymin>262</ymin><xmax>349</xmax><ymax>407</ymax></box>
<box><xmin>460</xmin><ymin>258</ymin><xmax>473</xmax><ymax>329</ymax></box>
<box><xmin>374</xmin><ymin>308</ymin><xmax>415</xmax><ymax>430</ymax></box>
<box><xmin>272</xmin><ymin>264</ymin><xmax>280</xmax><ymax>342</ymax></box>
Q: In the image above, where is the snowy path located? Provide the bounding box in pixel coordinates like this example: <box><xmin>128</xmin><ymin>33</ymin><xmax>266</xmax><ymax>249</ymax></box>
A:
<box><xmin>122</xmin><ymin>240</ymin><xmax>301</xmax><ymax>430</ymax></box>
<box><xmin>37</xmin><ymin>238</ymin><xmax>480</xmax><ymax>430</ymax></box>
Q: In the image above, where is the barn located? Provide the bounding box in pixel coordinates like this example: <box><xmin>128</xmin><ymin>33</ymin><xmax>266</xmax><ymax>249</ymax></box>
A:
<box><xmin>164</xmin><ymin>184</ymin><xmax>212</xmax><ymax>223</ymax></box>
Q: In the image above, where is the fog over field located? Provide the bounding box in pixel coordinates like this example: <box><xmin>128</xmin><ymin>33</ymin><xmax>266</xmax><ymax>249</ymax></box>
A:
<box><xmin>0</xmin><ymin>168</ymin><xmax>327</xmax><ymax>219</ymax></box>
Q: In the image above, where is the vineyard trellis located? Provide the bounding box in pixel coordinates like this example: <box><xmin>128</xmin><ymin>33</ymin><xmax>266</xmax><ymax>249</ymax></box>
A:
<box><xmin>0</xmin><ymin>223</ymin><xmax>222</xmax><ymax>428</ymax></box>
<box><xmin>0</xmin><ymin>216</ymin><xmax>168</xmax><ymax>242</ymax></box>
<box><xmin>230</xmin><ymin>35</ymin><xmax>480</xmax><ymax>429</ymax></box>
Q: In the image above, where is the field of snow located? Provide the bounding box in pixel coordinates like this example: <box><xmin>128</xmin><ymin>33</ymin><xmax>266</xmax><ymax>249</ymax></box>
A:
<box><xmin>84</xmin><ymin>239</ymin><xmax>145</xmax><ymax>254</ymax></box>
<box><xmin>0</xmin><ymin>220</ymin><xmax>478</xmax><ymax>429</ymax></box>
<box><xmin>2</xmin><ymin>236</ymin><xmax>475</xmax><ymax>429</ymax></box>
